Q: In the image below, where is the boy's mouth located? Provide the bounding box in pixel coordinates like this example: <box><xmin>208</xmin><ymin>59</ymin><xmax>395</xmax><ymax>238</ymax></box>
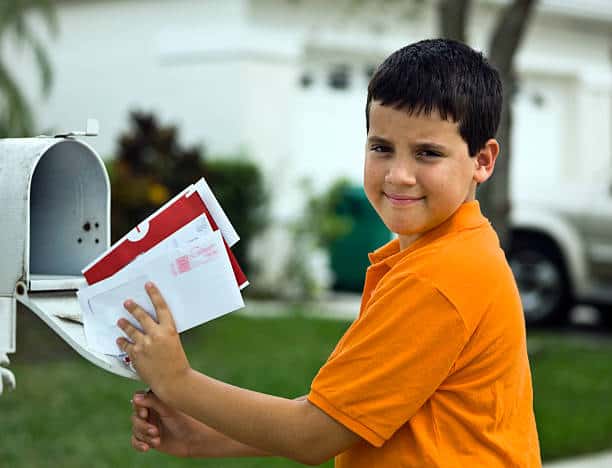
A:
<box><xmin>384</xmin><ymin>193</ymin><xmax>425</xmax><ymax>206</ymax></box>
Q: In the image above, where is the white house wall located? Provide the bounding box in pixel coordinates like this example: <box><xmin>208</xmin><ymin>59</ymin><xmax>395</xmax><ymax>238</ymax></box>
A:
<box><xmin>508</xmin><ymin>7</ymin><xmax>612</xmax><ymax>202</ymax></box>
<box><xmin>5</xmin><ymin>0</ymin><xmax>612</xmax><ymax>258</ymax></box>
<box><xmin>8</xmin><ymin>0</ymin><xmax>252</xmax><ymax>157</ymax></box>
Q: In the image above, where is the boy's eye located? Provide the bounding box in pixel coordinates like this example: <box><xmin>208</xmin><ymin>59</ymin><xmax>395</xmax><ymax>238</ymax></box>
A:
<box><xmin>370</xmin><ymin>145</ymin><xmax>391</xmax><ymax>153</ymax></box>
<box><xmin>417</xmin><ymin>150</ymin><xmax>442</xmax><ymax>159</ymax></box>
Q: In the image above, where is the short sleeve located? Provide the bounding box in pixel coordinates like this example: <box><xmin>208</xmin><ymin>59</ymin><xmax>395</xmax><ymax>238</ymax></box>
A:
<box><xmin>308</xmin><ymin>274</ymin><xmax>467</xmax><ymax>447</ymax></box>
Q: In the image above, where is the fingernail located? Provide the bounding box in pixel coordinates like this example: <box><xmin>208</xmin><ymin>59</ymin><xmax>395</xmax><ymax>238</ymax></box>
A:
<box><xmin>145</xmin><ymin>281</ymin><xmax>154</xmax><ymax>289</ymax></box>
<box><xmin>148</xmin><ymin>428</ymin><xmax>156</xmax><ymax>435</ymax></box>
<box><xmin>134</xmin><ymin>394</ymin><xmax>143</xmax><ymax>401</ymax></box>
<box><xmin>124</xmin><ymin>300</ymin><xmax>132</xmax><ymax>308</ymax></box>
<box><xmin>139</xmin><ymin>409</ymin><xmax>146</xmax><ymax>418</ymax></box>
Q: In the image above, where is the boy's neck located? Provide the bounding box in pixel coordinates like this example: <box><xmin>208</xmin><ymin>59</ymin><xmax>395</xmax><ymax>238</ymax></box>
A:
<box><xmin>398</xmin><ymin>234</ymin><xmax>421</xmax><ymax>251</ymax></box>
<box><xmin>397</xmin><ymin>197</ymin><xmax>478</xmax><ymax>251</ymax></box>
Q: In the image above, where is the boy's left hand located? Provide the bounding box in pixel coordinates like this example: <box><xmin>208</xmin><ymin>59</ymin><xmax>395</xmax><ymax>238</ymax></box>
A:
<box><xmin>117</xmin><ymin>282</ymin><xmax>191</xmax><ymax>395</ymax></box>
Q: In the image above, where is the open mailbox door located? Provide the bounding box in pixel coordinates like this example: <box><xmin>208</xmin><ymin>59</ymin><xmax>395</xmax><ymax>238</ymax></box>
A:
<box><xmin>16</xmin><ymin>289</ymin><xmax>135</xmax><ymax>380</ymax></box>
<box><xmin>0</xmin><ymin>135</ymin><xmax>137</xmax><ymax>393</ymax></box>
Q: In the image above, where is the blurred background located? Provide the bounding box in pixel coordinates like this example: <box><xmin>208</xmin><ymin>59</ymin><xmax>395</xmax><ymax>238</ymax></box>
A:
<box><xmin>1</xmin><ymin>0</ymin><xmax>612</xmax><ymax>467</ymax></box>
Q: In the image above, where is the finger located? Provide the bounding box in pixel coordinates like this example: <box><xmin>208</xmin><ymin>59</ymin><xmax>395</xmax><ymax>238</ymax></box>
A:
<box><xmin>116</xmin><ymin>337</ymin><xmax>133</xmax><ymax>356</ymax></box>
<box><xmin>124</xmin><ymin>299</ymin><xmax>158</xmax><ymax>334</ymax></box>
<box><xmin>134</xmin><ymin>432</ymin><xmax>160</xmax><ymax>450</ymax></box>
<box><xmin>144</xmin><ymin>390</ymin><xmax>162</xmax><ymax>428</ymax></box>
<box><xmin>133</xmin><ymin>428</ymin><xmax>160</xmax><ymax>450</ymax></box>
<box><xmin>132</xmin><ymin>402</ymin><xmax>148</xmax><ymax>420</ymax></box>
<box><xmin>117</xmin><ymin>318</ymin><xmax>144</xmax><ymax>343</ymax></box>
<box><xmin>132</xmin><ymin>413</ymin><xmax>159</xmax><ymax>439</ymax></box>
<box><xmin>132</xmin><ymin>391</ymin><xmax>148</xmax><ymax>419</ymax></box>
<box><xmin>145</xmin><ymin>282</ymin><xmax>176</xmax><ymax>329</ymax></box>
<box><xmin>131</xmin><ymin>434</ymin><xmax>150</xmax><ymax>452</ymax></box>
<box><xmin>147</xmin><ymin>402</ymin><xmax>160</xmax><ymax>429</ymax></box>
<box><xmin>134</xmin><ymin>389</ymin><xmax>171</xmax><ymax>418</ymax></box>
<box><xmin>135</xmin><ymin>405</ymin><xmax>148</xmax><ymax>420</ymax></box>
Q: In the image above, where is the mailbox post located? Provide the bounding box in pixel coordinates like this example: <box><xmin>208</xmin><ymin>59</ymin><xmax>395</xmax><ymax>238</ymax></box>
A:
<box><xmin>0</xmin><ymin>131</ymin><xmax>138</xmax><ymax>395</ymax></box>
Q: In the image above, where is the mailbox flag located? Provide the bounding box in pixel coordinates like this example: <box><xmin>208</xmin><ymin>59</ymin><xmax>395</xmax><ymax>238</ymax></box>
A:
<box><xmin>82</xmin><ymin>179</ymin><xmax>247</xmax><ymax>288</ymax></box>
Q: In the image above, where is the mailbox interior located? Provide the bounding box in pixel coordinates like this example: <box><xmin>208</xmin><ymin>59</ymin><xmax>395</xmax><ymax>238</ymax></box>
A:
<box><xmin>29</xmin><ymin>140</ymin><xmax>109</xmax><ymax>289</ymax></box>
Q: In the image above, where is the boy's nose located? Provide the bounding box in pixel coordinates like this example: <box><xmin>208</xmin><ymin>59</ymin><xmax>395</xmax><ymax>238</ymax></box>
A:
<box><xmin>385</xmin><ymin>159</ymin><xmax>417</xmax><ymax>186</ymax></box>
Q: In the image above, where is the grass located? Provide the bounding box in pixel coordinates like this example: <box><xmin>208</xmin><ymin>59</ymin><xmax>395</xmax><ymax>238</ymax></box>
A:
<box><xmin>1</xmin><ymin>308</ymin><xmax>342</xmax><ymax>468</ymax></box>
<box><xmin>529</xmin><ymin>330</ymin><xmax>612</xmax><ymax>461</ymax></box>
<box><xmin>2</xmin><ymin>308</ymin><xmax>612</xmax><ymax>466</ymax></box>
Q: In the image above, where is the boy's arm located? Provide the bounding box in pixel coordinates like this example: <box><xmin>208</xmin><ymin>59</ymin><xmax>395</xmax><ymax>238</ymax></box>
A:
<box><xmin>158</xmin><ymin>372</ymin><xmax>359</xmax><ymax>465</ymax></box>
<box><xmin>132</xmin><ymin>391</ymin><xmax>272</xmax><ymax>458</ymax></box>
<box><xmin>118</xmin><ymin>284</ymin><xmax>361</xmax><ymax>465</ymax></box>
<box><xmin>133</xmin><ymin>393</ymin><xmax>315</xmax><ymax>458</ymax></box>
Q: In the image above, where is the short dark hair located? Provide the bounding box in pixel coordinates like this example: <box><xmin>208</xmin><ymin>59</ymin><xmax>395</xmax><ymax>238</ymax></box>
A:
<box><xmin>366</xmin><ymin>38</ymin><xmax>502</xmax><ymax>156</ymax></box>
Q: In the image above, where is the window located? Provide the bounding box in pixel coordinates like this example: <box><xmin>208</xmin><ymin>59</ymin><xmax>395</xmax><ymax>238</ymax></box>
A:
<box><xmin>300</xmin><ymin>71</ymin><xmax>314</xmax><ymax>89</ymax></box>
<box><xmin>365</xmin><ymin>64</ymin><xmax>377</xmax><ymax>80</ymax></box>
<box><xmin>328</xmin><ymin>64</ymin><xmax>351</xmax><ymax>90</ymax></box>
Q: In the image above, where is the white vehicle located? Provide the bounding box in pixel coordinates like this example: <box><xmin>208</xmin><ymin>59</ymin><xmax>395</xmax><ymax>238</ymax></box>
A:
<box><xmin>508</xmin><ymin>68</ymin><xmax>612</xmax><ymax>326</ymax></box>
<box><xmin>509</xmin><ymin>199</ymin><xmax>611</xmax><ymax>326</ymax></box>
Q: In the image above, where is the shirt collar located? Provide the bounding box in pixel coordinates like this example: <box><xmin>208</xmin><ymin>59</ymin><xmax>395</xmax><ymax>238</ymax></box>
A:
<box><xmin>368</xmin><ymin>200</ymin><xmax>489</xmax><ymax>268</ymax></box>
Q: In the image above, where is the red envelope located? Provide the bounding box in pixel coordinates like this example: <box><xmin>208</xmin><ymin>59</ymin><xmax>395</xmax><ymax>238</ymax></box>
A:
<box><xmin>83</xmin><ymin>186</ymin><xmax>247</xmax><ymax>288</ymax></box>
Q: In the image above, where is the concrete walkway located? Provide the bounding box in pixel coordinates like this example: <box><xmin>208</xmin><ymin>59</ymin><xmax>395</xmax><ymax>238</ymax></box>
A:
<box><xmin>544</xmin><ymin>451</ymin><xmax>612</xmax><ymax>467</ymax></box>
<box><xmin>241</xmin><ymin>292</ymin><xmax>361</xmax><ymax>321</ymax></box>
<box><xmin>241</xmin><ymin>293</ymin><xmax>612</xmax><ymax>468</ymax></box>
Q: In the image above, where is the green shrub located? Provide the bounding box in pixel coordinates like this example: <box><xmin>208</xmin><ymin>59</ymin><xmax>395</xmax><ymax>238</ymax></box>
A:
<box><xmin>292</xmin><ymin>178</ymin><xmax>354</xmax><ymax>250</ymax></box>
<box><xmin>280</xmin><ymin>178</ymin><xmax>353</xmax><ymax>300</ymax></box>
<box><xmin>203</xmin><ymin>157</ymin><xmax>269</xmax><ymax>274</ymax></box>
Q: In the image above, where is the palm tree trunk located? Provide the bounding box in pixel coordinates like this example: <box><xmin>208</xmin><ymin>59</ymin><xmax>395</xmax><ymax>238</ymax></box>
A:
<box><xmin>482</xmin><ymin>0</ymin><xmax>536</xmax><ymax>250</ymax></box>
<box><xmin>437</xmin><ymin>0</ymin><xmax>537</xmax><ymax>251</ymax></box>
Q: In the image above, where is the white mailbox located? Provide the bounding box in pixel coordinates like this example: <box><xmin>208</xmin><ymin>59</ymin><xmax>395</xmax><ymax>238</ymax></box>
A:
<box><xmin>0</xmin><ymin>133</ymin><xmax>137</xmax><ymax>392</ymax></box>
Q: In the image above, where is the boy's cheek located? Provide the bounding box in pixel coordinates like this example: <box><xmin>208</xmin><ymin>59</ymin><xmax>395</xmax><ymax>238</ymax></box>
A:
<box><xmin>363</xmin><ymin>162</ymin><xmax>385</xmax><ymax>186</ymax></box>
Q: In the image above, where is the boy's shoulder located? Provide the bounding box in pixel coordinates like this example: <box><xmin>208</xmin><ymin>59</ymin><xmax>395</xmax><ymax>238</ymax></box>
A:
<box><xmin>398</xmin><ymin>221</ymin><xmax>504</xmax><ymax>276</ymax></box>
<box><xmin>388</xmin><ymin>224</ymin><xmax>519</xmax><ymax>326</ymax></box>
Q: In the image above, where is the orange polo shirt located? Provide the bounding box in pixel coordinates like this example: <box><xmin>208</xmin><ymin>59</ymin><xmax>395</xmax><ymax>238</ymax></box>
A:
<box><xmin>308</xmin><ymin>201</ymin><xmax>541</xmax><ymax>467</ymax></box>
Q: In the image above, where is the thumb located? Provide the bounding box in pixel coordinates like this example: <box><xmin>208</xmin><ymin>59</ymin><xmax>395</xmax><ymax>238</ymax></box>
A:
<box><xmin>134</xmin><ymin>390</ymin><xmax>172</xmax><ymax>418</ymax></box>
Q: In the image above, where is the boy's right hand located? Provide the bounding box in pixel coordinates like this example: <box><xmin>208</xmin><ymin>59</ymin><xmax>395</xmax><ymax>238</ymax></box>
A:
<box><xmin>131</xmin><ymin>390</ymin><xmax>275</xmax><ymax>459</ymax></box>
<box><xmin>131</xmin><ymin>390</ymin><xmax>197</xmax><ymax>457</ymax></box>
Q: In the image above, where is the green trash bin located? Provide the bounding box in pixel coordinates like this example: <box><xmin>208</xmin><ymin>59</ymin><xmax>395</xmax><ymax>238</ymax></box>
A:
<box><xmin>330</xmin><ymin>186</ymin><xmax>391</xmax><ymax>291</ymax></box>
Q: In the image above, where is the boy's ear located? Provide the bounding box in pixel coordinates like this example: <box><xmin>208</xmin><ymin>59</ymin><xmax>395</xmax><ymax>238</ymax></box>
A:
<box><xmin>473</xmin><ymin>139</ymin><xmax>499</xmax><ymax>184</ymax></box>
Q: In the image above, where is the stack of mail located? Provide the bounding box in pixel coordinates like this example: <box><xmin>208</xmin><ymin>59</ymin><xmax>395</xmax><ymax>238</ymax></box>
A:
<box><xmin>77</xmin><ymin>178</ymin><xmax>248</xmax><ymax>357</ymax></box>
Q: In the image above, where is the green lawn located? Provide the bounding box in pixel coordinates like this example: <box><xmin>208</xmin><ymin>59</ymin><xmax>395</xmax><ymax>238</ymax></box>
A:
<box><xmin>1</xmin><ymin>309</ymin><xmax>612</xmax><ymax>466</ymax></box>
<box><xmin>1</xmin><ymin>309</ymin><xmax>342</xmax><ymax>468</ymax></box>
<box><xmin>529</xmin><ymin>331</ymin><xmax>612</xmax><ymax>461</ymax></box>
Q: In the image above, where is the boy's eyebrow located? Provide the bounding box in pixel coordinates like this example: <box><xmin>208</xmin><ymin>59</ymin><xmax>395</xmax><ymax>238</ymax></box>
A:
<box><xmin>366</xmin><ymin>135</ymin><xmax>393</xmax><ymax>145</ymax></box>
<box><xmin>413</xmin><ymin>141</ymin><xmax>450</xmax><ymax>153</ymax></box>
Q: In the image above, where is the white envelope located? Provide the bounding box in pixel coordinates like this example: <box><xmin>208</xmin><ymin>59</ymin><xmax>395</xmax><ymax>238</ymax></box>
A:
<box><xmin>191</xmin><ymin>179</ymin><xmax>240</xmax><ymax>247</ymax></box>
<box><xmin>78</xmin><ymin>230</ymin><xmax>244</xmax><ymax>355</ymax></box>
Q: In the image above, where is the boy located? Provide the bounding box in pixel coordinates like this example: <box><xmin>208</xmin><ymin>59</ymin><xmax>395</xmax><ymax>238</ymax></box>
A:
<box><xmin>120</xmin><ymin>38</ymin><xmax>541</xmax><ymax>466</ymax></box>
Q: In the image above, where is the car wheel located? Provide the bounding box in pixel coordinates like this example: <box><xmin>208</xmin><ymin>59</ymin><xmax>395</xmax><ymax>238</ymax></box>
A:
<box><xmin>508</xmin><ymin>234</ymin><xmax>572</xmax><ymax>326</ymax></box>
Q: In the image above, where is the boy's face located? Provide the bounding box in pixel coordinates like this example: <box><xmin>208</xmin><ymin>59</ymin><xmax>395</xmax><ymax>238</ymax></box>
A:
<box><xmin>364</xmin><ymin>100</ymin><xmax>494</xmax><ymax>250</ymax></box>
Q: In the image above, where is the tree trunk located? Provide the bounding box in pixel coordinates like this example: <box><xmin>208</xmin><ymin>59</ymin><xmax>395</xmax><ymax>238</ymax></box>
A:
<box><xmin>438</xmin><ymin>0</ymin><xmax>471</xmax><ymax>42</ymax></box>
<box><xmin>482</xmin><ymin>0</ymin><xmax>536</xmax><ymax>250</ymax></box>
<box><xmin>476</xmin><ymin>77</ymin><xmax>513</xmax><ymax>248</ymax></box>
<box><xmin>437</xmin><ymin>0</ymin><xmax>537</xmax><ymax>251</ymax></box>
